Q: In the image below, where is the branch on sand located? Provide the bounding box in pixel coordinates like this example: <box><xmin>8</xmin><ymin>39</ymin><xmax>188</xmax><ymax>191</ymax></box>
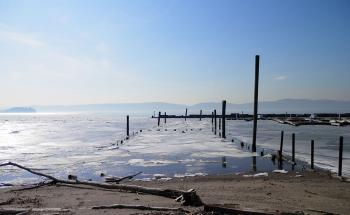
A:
<box><xmin>0</xmin><ymin>162</ymin><xmax>203</xmax><ymax>206</ymax></box>
<box><xmin>105</xmin><ymin>171</ymin><xmax>142</xmax><ymax>183</ymax></box>
<box><xmin>91</xmin><ymin>204</ymin><xmax>190</xmax><ymax>212</ymax></box>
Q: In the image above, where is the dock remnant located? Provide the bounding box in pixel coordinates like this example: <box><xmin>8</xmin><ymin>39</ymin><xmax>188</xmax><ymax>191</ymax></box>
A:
<box><xmin>339</xmin><ymin>136</ymin><xmax>343</xmax><ymax>176</ymax></box>
<box><xmin>199</xmin><ymin>110</ymin><xmax>202</xmax><ymax>121</ymax></box>
<box><xmin>221</xmin><ymin>100</ymin><xmax>226</xmax><ymax>138</ymax></box>
<box><xmin>158</xmin><ymin>111</ymin><xmax>161</xmax><ymax>126</ymax></box>
<box><xmin>185</xmin><ymin>108</ymin><xmax>188</xmax><ymax>121</ymax></box>
<box><xmin>214</xmin><ymin>109</ymin><xmax>217</xmax><ymax>135</ymax></box>
<box><xmin>292</xmin><ymin>133</ymin><xmax>295</xmax><ymax>163</ymax></box>
<box><xmin>126</xmin><ymin>115</ymin><xmax>130</xmax><ymax>136</ymax></box>
<box><xmin>279</xmin><ymin>131</ymin><xmax>284</xmax><ymax>161</ymax></box>
<box><xmin>311</xmin><ymin>140</ymin><xmax>314</xmax><ymax>169</ymax></box>
<box><xmin>252</xmin><ymin>55</ymin><xmax>260</xmax><ymax>152</ymax></box>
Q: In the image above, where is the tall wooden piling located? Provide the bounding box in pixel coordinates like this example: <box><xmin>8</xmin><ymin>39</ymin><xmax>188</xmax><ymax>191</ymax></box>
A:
<box><xmin>311</xmin><ymin>140</ymin><xmax>314</xmax><ymax>169</ymax></box>
<box><xmin>252</xmin><ymin>156</ymin><xmax>257</xmax><ymax>172</ymax></box>
<box><xmin>164</xmin><ymin>112</ymin><xmax>167</xmax><ymax>124</ymax></box>
<box><xmin>252</xmin><ymin>55</ymin><xmax>260</xmax><ymax>153</ymax></box>
<box><xmin>126</xmin><ymin>115</ymin><xmax>130</xmax><ymax>136</ymax></box>
<box><xmin>222</xmin><ymin>100</ymin><xmax>226</xmax><ymax>138</ymax></box>
<box><xmin>158</xmin><ymin>111</ymin><xmax>161</xmax><ymax>126</ymax></box>
<box><xmin>200</xmin><ymin>110</ymin><xmax>202</xmax><ymax>121</ymax></box>
<box><xmin>185</xmin><ymin>108</ymin><xmax>188</xmax><ymax>121</ymax></box>
<box><xmin>278</xmin><ymin>131</ymin><xmax>284</xmax><ymax>161</ymax></box>
<box><xmin>211</xmin><ymin>111</ymin><xmax>214</xmax><ymax>132</ymax></box>
<box><xmin>338</xmin><ymin>136</ymin><xmax>343</xmax><ymax>176</ymax></box>
<box><xmin>219</xmin><ymin>118</ymin><xmax>221</xmax><ymax>130</ymax></box>
<box><xmin>279</xmin><ymin>131</ymin><xmax>284</xmax><ymax>155</ymax></box>
<box><xmin>214</xmin><ymin>109</ymin><xmax>217</xmax><ymax>135</ymax></box>
<box><xmin>292</xmin><ymin>133</ymin><xmax>295</xmax><ymax>163</ymax></box>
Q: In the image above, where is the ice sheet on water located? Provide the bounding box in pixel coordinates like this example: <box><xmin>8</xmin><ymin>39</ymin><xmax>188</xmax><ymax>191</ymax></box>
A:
<box><xmin>127</xmin><ymin>159</ymin><xmax>177</xmax><ymax>167</ymax></box>
<box><xmin>174</xmin><ymin>172</ymin><xmax>208</xmax><ymax>178</ymax></box>
<box><xmin>243</xmin><ymin>172</ymin><xmax>268</xmax><ymax>177</ymax></box>
<box><xmin>272</xmin><ymin>169</ymin><xmax>288</xmax><ymax>174</ymax></box>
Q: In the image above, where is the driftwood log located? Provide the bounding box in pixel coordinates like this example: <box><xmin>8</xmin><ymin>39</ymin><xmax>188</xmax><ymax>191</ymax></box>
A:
<box><xmin>105</xmin><ymin>171</ymin><xmax>142</xmax><ymax>183</ymax></box>
<box><xmin>91</xmin><ymin>204</ymin><xmax>189</xmax><ymax>212</ymax></box>
<box><xmin>0</xmin><ymin>207</ymin><xmax>71</xmax><ymax>214</ymax></box>
<box><xmin>0</xmin><ymin>162</ymin><xmax>203</xmax><ymax>206</ymax></box>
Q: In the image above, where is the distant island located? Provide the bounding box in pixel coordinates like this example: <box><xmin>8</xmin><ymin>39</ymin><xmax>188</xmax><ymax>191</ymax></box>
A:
<box><xmin>0</xmin><ymin>107</ymin><xmax>37</xmax><ymax>113</ymax></box>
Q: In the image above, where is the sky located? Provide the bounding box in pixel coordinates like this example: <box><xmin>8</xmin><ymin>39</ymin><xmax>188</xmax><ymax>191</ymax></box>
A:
<box><xmin>0</xmin><ymin>0</ymin><xmax>349</xmax><ymax>106</ymax></box>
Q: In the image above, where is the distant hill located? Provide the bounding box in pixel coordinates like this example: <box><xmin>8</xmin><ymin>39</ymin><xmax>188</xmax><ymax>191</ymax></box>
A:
<box><xmin>191</xmin><ymin>99</ymin><xmax>350</xmax><ymax>113</ymax></box>
<box><xmin>1</xmin><ymin>107</ymin><xmax>37</xmax><ymax>113</ymax></box>
<box><xmin>2</xmin><ymin>99</ymin><xmax>350</xmax><ymax>114</ymax></box>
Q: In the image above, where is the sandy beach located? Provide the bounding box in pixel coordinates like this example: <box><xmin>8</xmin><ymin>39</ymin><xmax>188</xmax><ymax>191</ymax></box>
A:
<box><xmin>1</xmin><ymin>170</ymin><xmax>349</xmax><ymax>215</ymax></box>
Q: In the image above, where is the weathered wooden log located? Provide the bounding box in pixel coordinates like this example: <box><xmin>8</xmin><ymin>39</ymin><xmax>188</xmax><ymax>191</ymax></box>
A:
<box><xmin>0</xmin><ymin>207</ymin><xmax>70</xmax><ymax>214</ymax></box>
<box><xmin>105</xmin><ymin>171</ymin><xmax>142</xmax><ymax>183</ymax></box>
<box><xmin>91</xmin><ymin>204</ymin><xmax>189</xmax><ymax>212</ymax></box>
<box><xmin>0</xmin><ymin>162</ymin><xmax>203</xmax><ymax>206</ymax></box>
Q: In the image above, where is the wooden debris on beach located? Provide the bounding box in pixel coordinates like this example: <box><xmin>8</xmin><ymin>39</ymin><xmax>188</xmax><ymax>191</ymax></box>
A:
<box><xmin>0</xmin><ymin>207</ymin><xmax>71</xmax><ymax>214</ymax></box>
<box><xmin>0</xmin><ymin>162</ymin><xmax>203</xmax><ymax>206</ymax></box>
<box><xmin>104</xmin><ymin>171</ymin><xmax>142</xmax><ymax>183</ymax></box>
<box><xmin>91</xmin><ymin>204</ymin><xmax>189</xmax><ymax>212</ymax></box>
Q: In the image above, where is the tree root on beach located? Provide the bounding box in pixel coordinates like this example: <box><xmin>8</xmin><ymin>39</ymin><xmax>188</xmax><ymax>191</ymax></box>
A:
<box><xmin>91</xmin><ymin>204</ymin><xmax>190</xmax><ymax>212</ymax></box>
<box><xmin>0</xmin><ymin>162</ymin><xmax>203</xmax><ymax>206</ymax></box>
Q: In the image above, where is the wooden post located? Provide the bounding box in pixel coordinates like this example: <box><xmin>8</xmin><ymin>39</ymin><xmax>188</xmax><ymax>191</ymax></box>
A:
<box><xmin>221</xmin><ymin>100</ymin><xmax>226</xmax><ymax>138</ymax></box>
<box><xmin>252</xmin><ymin>156</ymin><xmax>257</xmax><ymax>172</ymax></box>
<box><xmin>185</xmin><ymin>108</ymin><xmax>188</xmax><ymax>121</ymax></box>
<box><xmin>126</xmin><ymin>115</ymin><xmax>130</xmax><ymax>136</ymax></box>
<box><xmin>164</xmin><ymin>112</ymin><xmax>167</xmax><ymax>124</ymax></box>
<box><xmin>211</xmin><ymin>111</ymin><xmax>214</xmax><ymax>132</ymax></box>
<box><xmin>157</xmin><ymin>111</ymin><xmax>161</xmax><ymax>126</ymax></box>
<box><xmin>219</xmin><ymin>118</ymin><xmax>221</xmax><ymax>130</ymax></box>
<box><xmin>311</xmin><ymin>140</ymin><xmax>314</xmax><ymax>169</ymax></box>
<box><xmin>200</xmin><ymin>110</ymin><xmax>202</xmax><ymax>121</ymax></box>
<box><xmin>280</xmin><ymin>130</ymin><xmax>284</xmax><ymax>153</ymax></box>
<box><xmin>252</xmin><ymin>55</ymin><xmax>260</xmax><ymax>153</ymax></box>
<box><xmin>292</xmin><ymin>133</ymin><xmax>295</xmax><ymax>163</ymax></box>
<box><xmin>214</xmin><ymin>109</ymin><xmax>217</xmax><ymax>135</ymax></box>
<box><xmin>338</xmin><ymin>136</ymin><xmax>343</xmax><ymax>176</ymax></box>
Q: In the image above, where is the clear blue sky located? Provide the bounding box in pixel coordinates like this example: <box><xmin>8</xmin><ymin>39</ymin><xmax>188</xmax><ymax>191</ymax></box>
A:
<box><xmin>0</xmin><ymin>0</ymin><xmax>349</xmax><ymax>106</ymax></box>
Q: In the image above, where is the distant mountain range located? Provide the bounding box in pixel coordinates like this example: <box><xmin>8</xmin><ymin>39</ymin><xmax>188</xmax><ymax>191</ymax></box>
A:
<box><xmin>1</xmin><ymin>99</ymin><xmax>350</xmax><ymax>114</ymax></box>
<box><xmin>0</xmin><ymin>107</ymin><xmax>36</xmax><ymax>113</ymax></box>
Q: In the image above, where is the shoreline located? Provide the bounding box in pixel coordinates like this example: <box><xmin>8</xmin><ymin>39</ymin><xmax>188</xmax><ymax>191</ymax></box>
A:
<box><xmin>1</xmin><ymin>170</ymin><xmax>350</xmax><ymax>214</ymax></box>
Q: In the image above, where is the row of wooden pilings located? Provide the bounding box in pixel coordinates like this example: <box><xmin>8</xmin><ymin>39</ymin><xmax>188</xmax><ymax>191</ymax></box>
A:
<box><xmin>277</xmin><ymin>131</ymin><xmax>345</xmax><ymax>176</ymax></box>
<box><xmin>210</xmin><ymin>100</ymin><xmax>227</xmax><ymax>138</ymax></box>
<box><xmin>126</xmin><ymin>55</ymin><xmax>345</xmax><ymax>177</ymax></box>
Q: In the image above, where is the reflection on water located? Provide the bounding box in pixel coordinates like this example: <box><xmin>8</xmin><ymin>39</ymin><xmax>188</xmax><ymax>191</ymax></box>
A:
<box><xmin>0</xmin><ymin>113</ymin><xmax>349</xmax><ymax>185</ymax></box>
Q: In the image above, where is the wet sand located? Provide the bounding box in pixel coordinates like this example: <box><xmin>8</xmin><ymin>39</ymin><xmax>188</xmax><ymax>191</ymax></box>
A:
<box><xmin>1</xmin><ymin>170</ymin><xmax>349</xmax><ymax>214</ymax></box>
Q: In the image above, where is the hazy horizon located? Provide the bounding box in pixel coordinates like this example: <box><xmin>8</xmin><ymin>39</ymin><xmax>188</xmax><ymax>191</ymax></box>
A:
<box><xmin>1</xmin><ymin>0</ymin><xmax>350</xmax><ymax>107</ymax></box>
<box><xmin>1</xmin><ymin>97</ymin><xmax>350</xmax><ymax>108</ymax></box>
